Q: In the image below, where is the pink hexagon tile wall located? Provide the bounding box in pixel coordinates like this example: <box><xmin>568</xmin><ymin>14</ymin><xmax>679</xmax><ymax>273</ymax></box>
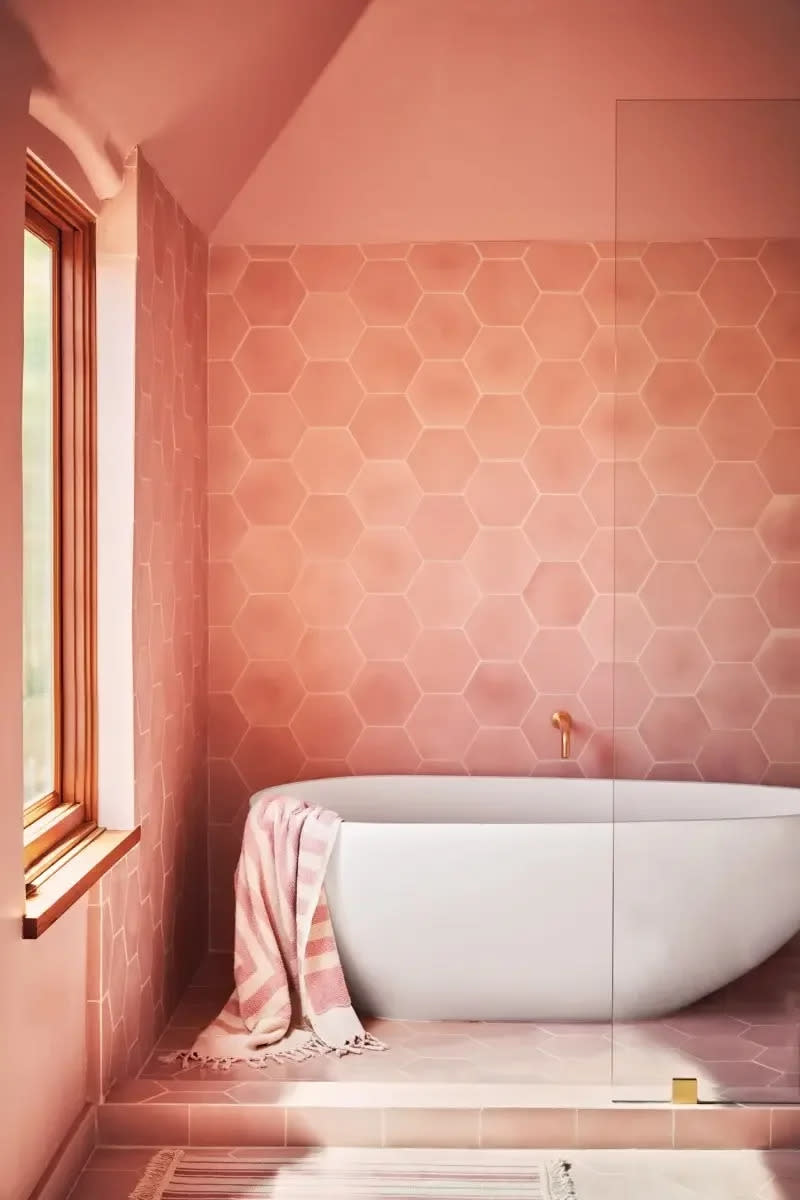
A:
<box><xmin>90</xmin><ymin>156</ymin><xmax>209</xmax><ymax>1096</ymax></box>
<box><xmin>208</xmin><ymin>237</ymin><xmax>800</xmax><ymax>948</ymax></box>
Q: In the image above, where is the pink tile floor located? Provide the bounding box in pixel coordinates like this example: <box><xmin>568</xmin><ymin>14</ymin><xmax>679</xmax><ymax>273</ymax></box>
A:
<box><xmin>68</xmin><ymin>1147</ymin><xmax>800</xmax><ymax>1200</ymax></box>
<box><xmin>135</xmin><ymin>950</ymin><xmax>800</xmax><ymax>1103</ymax></box>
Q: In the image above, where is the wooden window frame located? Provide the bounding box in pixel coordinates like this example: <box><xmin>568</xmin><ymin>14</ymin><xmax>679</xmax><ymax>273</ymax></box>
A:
<box><xmin>23</xmin><ymin>154</ymin><xmax>98</xmax><ymax>886</ymax></box>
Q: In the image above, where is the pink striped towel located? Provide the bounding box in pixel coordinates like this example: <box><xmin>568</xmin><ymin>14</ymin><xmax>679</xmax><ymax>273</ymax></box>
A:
<box><xmin>170</xmin><ymin>794</ymin><xmax>384</xmax><ymax>1067</ymax></box>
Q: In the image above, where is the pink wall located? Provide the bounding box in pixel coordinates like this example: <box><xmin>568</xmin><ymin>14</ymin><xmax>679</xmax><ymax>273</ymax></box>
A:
<box><xmin>87</xmin><ymin>155</ymin><xmax>209</xmax><ymax>1096</ymax></box>
<box><xmin>0</xmin><ymin>14</ymin><xmax>91</xmax><ymax>1200</ymax></box>
<box><xmin>213</xmin><ymin>0</ymin><xmax>800</xmax><ymax>244</ymax></box>
<box><xmin>206</xmin><ymin>237</ymin><xmax>800</xmax><ymax>946</ymax></box>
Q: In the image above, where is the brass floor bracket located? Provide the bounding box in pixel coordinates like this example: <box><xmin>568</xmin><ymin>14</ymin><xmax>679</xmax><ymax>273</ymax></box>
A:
<box><xmin>672</xmin><ymin>1077</ymin><xmax>699</xmax><ymax>1104</ymax></box>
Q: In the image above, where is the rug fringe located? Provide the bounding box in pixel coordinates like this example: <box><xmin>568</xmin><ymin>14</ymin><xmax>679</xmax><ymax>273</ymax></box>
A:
<box><xmin>548</xmin><ymin>1160</ymin><xmax>576</xmax><ymax>1199</ymax></box>
<box><xmin>160</xmin><ymin>1031</ymin><xmax>386</xmax><ymax>1072</ymax></box>
<box><xmin>128</xmin><ymin>1149</ymin><xmax>182</xmax><ymax>1200</ymax></box>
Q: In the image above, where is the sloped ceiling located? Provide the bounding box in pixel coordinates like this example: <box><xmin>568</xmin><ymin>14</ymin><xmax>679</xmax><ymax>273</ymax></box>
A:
<box><xmin>10</xmin><ymin>0</ymin><xmax>371</xmax><ymax>230</ymax></box>
<box><xmin>213</xmin><ymin>0</ymin><xmax>800</xmax><ymax>244</ymax></box>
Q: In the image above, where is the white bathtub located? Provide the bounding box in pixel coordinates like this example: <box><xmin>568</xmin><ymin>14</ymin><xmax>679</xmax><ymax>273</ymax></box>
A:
<box><xmin>250</xmin><ymin>775</ymin><xmax>800</xmax><ymax>1021</ymax></box>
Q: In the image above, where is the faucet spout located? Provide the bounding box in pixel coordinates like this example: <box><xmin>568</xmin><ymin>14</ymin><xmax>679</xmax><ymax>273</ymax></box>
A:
<box><xmin>551</xmin><ymin>710</ymin><xmax>572</xmax><ymax>759</ymax></box>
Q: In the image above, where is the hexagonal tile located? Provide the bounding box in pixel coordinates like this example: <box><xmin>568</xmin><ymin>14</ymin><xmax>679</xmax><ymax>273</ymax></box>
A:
<box><xmin>208</xmin><ymin>244</ymin><xmax>248</xmax><ymax>293</ymax></box>
<box><xmin>613</xmin><ymin>596</ymin><xmax>656</xmax><ymax>661</ymax></box>
<box><xmin>408</xmin><ymin>495</ymin><xmax>478</xmax><ymax>558</ymax></box>
<box><xmin>350</xmin><ymin>260</ymin><xmax>421</xmax><ymax>325</ymax></box>
<box><xmin>467</xmin><ymin>394</ymin><xmax>537</xmax><ymax>457</ymax></box>
<box><xmin>696</xmin><ymin>730</ymin><xmax>767</xmax><ymax>784</ymax></box>
<box><xmin>759</xmin><ymin>292</ymin><xmax>800</xmax><ymax>358</ymax></box>
<box><xmin>235</xmin><ymin>327</ymin><xmax>305</xmax><ymax>391</ymax></box>
<box><xmin>525</xmin><ymin>429</ymin><xmax>594</xmax><ymax>493</ymax></box>
<box><xmin>208</xmin><ymin>293</ymin><xmax>247</xmax><ymax>359</ymax></box>
<box><xmin>208</xmin><ymin>561</ymin><xmax>247</xmax><ymax>624</ymax></box>
<box><xmin>464</xmin><ymin>663</ymin><xmax>535</xmax><ymax>726</ymax></box>
<box><xmin>235</xmin><ymin>393</ymin><xmax>304</xmax><ymax>458</ymax></box>
<box><xmin>616</xmin><ymin>462</ymin><xmax>658</xmax><ymax>527</ymax></box>
<box><xmin>407</xmin><ymin>293</ymin><xmax>480</xmax><ymax>358</ymax></box>
<box><xmin>639</xmin><ymin>696</ymin><xmax>710</xmax><ymax>762</ymax></box>
<box><xmin>641</xmin><ymin>361</ymin><xmax>713</xmax><ymax>426</ymax></box>
<box><xmin>291</xmin><ymin>244</ymin><xmax>363</xmax><ymax>290</ymax></box>
<box><xmin>292</xmin><ymin>428</ymin><xmax>362</xmax><ymax>492</ymax></box>
<box><xmin>351</xmin><ymin>528</ymin><xmax>421</xmax><ymax>592</ymax></box>
<box><xmin>350</xmin><ymin>461</ymin><xmax>422</xmax><ymax>525</ymax></box>
<box><xmin>208</xmin><ymin>360</ymin><xmax>248</xmax><ymax>425</ymax></box>
<box><xmin>294</xmin><ymin>628</ymin><xmax>363</xmax><ymax>690</ymax></box>
<box><xmin>757</xmin><ymin>563</ymin><xmax>800</xmax><ymax>629</ymax></box>
<box><xmin>759</xmin><ymin>361</ymin><xmax>800</xmax><ymax>426</ymax></box>
<box><xmin>407</xmin><ymin>561</ymin><xmax>479</xmax><ymax>627</ymax></box>
<box><xmin>291</xmin><ymin>292</ymin><xmax>363</xmax><ymax>357</ymax></box>
<box><xmin>466</xmin><ymin>528</ymin><xmax>538</xmax><ymax>594</ymax></box>
<box><xmin>350</xmin><ymin>662</ymin><xmax>421</xmax><ymax>725</ymax></box>
<box><xmin>699</xmin><ymin>395</ymin><xmax>771</xmax><ymax>461</ymax></box>
<box><xmin>525</xmin><ymin>362</ymin><xmax>595</xmax><ymax>426</ymax></box>
<box><xmin>759</xmin><ymin>238</ymin><xmax>800</xmax><ymax>290</ymax></box>
<box><xmin>524</xmin><ymin>242</ymin><xmax>597</xmax><ymax>290</ymax></box>
<box><xmin>351</xmin><ymin>328</ymin><xmax>422</xmax><ymax>391</ymax></box>
<box><xmin>235</xmin><ymin>260</ymin><xmax>305</xmax><ymax>325</ymax></box>
<box><xmin>350</xmin><ymin>595</ymin><xmax>419</xmax><ymax>658</ymax></box>
<box><xmin>466</xmin><ymin>461</ymin><xmax>536</xmax><ymax>524</ymax></box>
<box><xmin>698</xmin><ymin>529</ymin><xmax>770</xmax><ymax>595</ymax></box>
<box><xmin>350</xmin><ymin>394</ymin><xmax>421</xmax><ymax>458</ymax></box>
<box><xmin>233</xmin><ymin>661</ymin><xmax>304</xmax><ymax>726</ymax></box>
<box><xmin>525</xmin><ymin>495</ymin><xmax>595</xmax><ymax>561</ymax></box>
<box><xmin>697</xmin><ymin>663</ymin><xmax>768</xmax><ymax>729</ymax></box>
<box><xmin>293</xmin><ymin>360</ymin><xmax>363</xmax><ymax>424</ymax></box>
<box><xmin>640</xmin><ymin>629</ymin><xmax>711</xmax><ymax>693</ymax></box>
<box><xmin>233</xmin><ymin>726</ymin><xmax>304</xmax><ymax>790</ymax></box>
<box><xmin>407</xmin><ymin>242</ymin><xmax>479</xmax><ymax>290</ymax></box>
<box><xmin>466</xmin><ymin>327</ymin><xmax>538</xmax><ymax>392</ymax></box>
<box><xmin>699</xmin><ymin>462</ymin><xmax>771</xmax><ymax>528</ymax></box>
<box><xmin>406</xmin><ymin>629</ymin><xmax>478</xmax><ymax>692</ymax></box>
<box><xmin>641</xmin><ymin>293</ymin><xmax>713</xmax><ymax>358</ymax></box>
<box><xmin>640</xmin><ymin>495</ymin><xmax>711</xmax><ymax>560</ymax></box>
<box><xmin>292</xmin><ymin>495</ymin><xmax>362</xmax><ymax>558</ymax></box>
<box><xmin>524</xmin><ymin>294</ymin><xmax>596</xmax><ymax>358</ymax></box>
<box><xmin>756</xmin><ymin>632</ymin><xmax>800</xmax><ymax>694</ymax></box>
<box><xmin>233</xmin><ymin>526</ymin><xmax>302</xmax><ymax>592</ymax></box>
<box><xmin>615</xmin><ymin>528</ymin><xmax>656</xmax><ymax>592</ymax></box>
<box><xmin>758</xmin><ymin>495</ymin><xmax>800</xmax><ymax>560</ymax></box>
<box><xmin>464</xmin><ymin>729</ymin><xmax>533</xmax><ymax>776</ymax></box>
<box><xmin>465</xmin><ymin>596</ymin><xmax>535</xmax><ymax>660</ymax></box>
<box><xmin>582</xmin><ymin>260</ymin><xmax>614</xmax><ymax>325</ymax></box>
<box><xmin>640</xmin><ymin>563</ymin><xmax>711</xmax><ymax>626</ymax></box>
<box><xmin>523</xmin><ymin>562</ymin><xmax>594</xmax><ymax>626</ymax></box>
<box><xmin>701</xmin><ymin>328</ymin><xmax>771</xmax><ymax>391</ymax></box>
<box><xmin>406</xmin><ymin>694</ymin><xmax>479</xmax><ymax>759</ymax></box>
<box><xmin>698</xmin><ymin>597</ymin><xmax>769</xmax><ymax>662</ymax></box>
<box><xmin>408</xmin><ymin>430</ymin><xmax>478</xmax><ymax>492</ymax></box>
<box><xmin>291</xmin><ymin>694</ymin><xmax>362</xmax><ymax>759</ymax></box>
<box><xmin>700</xmin><ymin>260</ymin><xmax>772</xmax><ymax>325</ymax></box>
<box><xmin>640</xmin><ymin>429</ymin><xmax>712</xmax><ymax>494</ymax></box>
<box><xmin>208</xmin><ymin>426</ymin><xmax>247</xmax><ymax>491</ymax></box>
<box><xmin>615</xmin><ymin>259</ymin><xmax>657</xmax><ymax>323</ymax></box>
<box><xmin>291</xmin><ymin>561</ymin><xmax>363</xmax><ymax>625</ymax></box>
<box><xmin>407</xmin><ymin>361</ymin><xmax>478</xmax><ymax>425</ymax></box>
<box><xmin>234</xmin><ymin>460</ymin><xmax>305</xmax><ymax>524</ymax></box>
<box><xmin>759</xmin><ymin>429</ymin><xmax>800</xmax><ymax>495</ymax></box>
<box><xmin>209</xmin><ymin>626</ymin><xmax>248</xmax><ymax>692</ymax></box>
<box><xmin>522</xmin><ymin>628</ymin><xmax>593</xmax><ymax>693</ymax></box>
<box><xmin>347</xmin><ymin>727</ymin><xmax>420</xmax><ymax>774</ymax></box>
<box><xmin>580</xmin><ymin>462</ymin><xmax>613</xmax><ymax>525</ymax></box>
<box><xmin>642</xmin><ymin>241</ymin><xmax>714</xmax><ymax>290</ymax></box>
<box><xmin>579</xmin><ymin>594</ymin><xmax>612</xmax><ymax>660</ymax></box>
<box><xmin>466</xmin><ymin>260</ymin><xmax>539</xmax><ymax>324</ymax></box>
<box><xmin>233</xmin><ymin>595</ymin><xmax>303</xmax><ymax>658</ymax></box>
<box><xmin>208</xmin><ymin>692</ymin><xmax>247</xmax><ymax>757</ymax></box>
<box><xmin>754</xmin><ymin>697</ymin><xmax>800</xmax><ymax>760</ymax></box>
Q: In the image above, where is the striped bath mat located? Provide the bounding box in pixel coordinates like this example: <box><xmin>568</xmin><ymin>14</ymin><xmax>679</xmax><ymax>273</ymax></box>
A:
<box><xmin>130</xmin><ymin>1149</ymin><xmax>576</xmax><ymax>1198</ymax></box>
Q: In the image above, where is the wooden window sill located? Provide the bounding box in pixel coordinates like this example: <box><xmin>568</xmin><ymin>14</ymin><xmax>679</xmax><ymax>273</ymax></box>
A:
<box><xmin>23</xmin><ymin>825</ymin><xmax>140</xmax><ymax>938</ymax></box>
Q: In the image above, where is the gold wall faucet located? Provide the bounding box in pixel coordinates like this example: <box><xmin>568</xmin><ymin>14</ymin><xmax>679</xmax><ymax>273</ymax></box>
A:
<box><xmin>551</xmin><ymin>710</ymin><xmax>572</xmax><ymax>759</ymax></box>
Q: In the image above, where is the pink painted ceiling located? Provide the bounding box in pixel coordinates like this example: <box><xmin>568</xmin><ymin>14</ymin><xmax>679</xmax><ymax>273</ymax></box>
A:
<box><xmin>10</xmin><ymin>0</ymin><xmax>369</xmax><ymax>230</ymax></box>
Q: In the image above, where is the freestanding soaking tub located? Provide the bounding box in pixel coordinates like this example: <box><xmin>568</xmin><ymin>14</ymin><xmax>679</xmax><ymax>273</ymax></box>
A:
<box><xmin>251</xmin><ymin>775</ymin><xmax>800</xmax><ymax>1022</ymax></box>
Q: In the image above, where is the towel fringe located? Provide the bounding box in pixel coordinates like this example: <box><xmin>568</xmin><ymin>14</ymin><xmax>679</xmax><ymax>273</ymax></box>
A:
<box><xmin>128</xmin><ymin>1149</ymin><xmax>183</xmax><ymax>1200</ymax></box>
<box><xmin>160</xmin><ymin>1031</ymin><xmax>386</xmax><ymax>1072</ymax></box>
<box><xmin>548</xmin><ymin>1160</ymin><xmax>576</xmax><ymax>1200</ymax></box>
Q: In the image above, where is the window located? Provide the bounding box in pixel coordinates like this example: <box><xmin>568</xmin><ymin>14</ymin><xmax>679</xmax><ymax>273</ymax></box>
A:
<box><xmin>23</xmin><ymin>155</ymin><xmax>97</xmax><ymax>886</ymax></box>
